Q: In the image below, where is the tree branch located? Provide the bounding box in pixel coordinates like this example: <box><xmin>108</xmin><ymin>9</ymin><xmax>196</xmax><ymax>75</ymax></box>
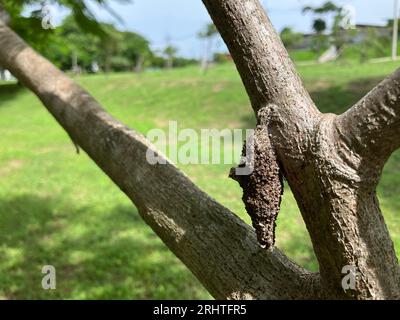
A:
<box><xmin>336</xmin><ymin>68</ymin><xmax>400</xmax><ymax>166</ymax></box>
<box><xmin>203</xmin><ymin>0</ymin><xmax>400</xmax><ymax>299</ymax></box>
<box><xmin>203</xmin><ymin>0</ymin><xmax>314</xmax><ymax>111</ymax></box>
<box><xmin>0</xmin><ymin>21</ymin><xmax>322</xmax><ymax>299</ymax></box>
<box><xmin>202</xmin><ymin>0</ymin><xmax>320</xmax><ymax>156</ymax></box>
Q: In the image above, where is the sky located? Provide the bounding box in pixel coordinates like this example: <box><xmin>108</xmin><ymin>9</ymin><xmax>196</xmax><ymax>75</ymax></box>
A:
<box><xmin>50</xmin><ymin>0</ymin><xmax>400</xmax><ymax>58</ymax></box>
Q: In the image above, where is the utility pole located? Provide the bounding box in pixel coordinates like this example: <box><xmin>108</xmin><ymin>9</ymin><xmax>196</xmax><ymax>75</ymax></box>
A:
<box><xmin>392</xmin><ymin>0</ymin><xmax>399</xmax><ymax>60</ymax></box>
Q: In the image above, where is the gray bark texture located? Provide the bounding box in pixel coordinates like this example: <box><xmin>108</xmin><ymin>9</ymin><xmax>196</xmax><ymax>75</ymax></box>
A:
<box><xmin>1</xmin><ymin>0</ymin><xmax>400</xmax><ymax>299</ymax></box>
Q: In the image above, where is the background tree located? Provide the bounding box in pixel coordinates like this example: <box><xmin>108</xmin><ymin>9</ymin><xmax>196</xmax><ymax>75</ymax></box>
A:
<box><xmin>304</xmin><ymin>11</ymin><xmax>329</xmax><ymax>54</ymax></box>
<box><xmin>280</xmin><ymin>27</ymin><xmax>304</xmax><ymax>50</ymax></box>
<box><xmin>0</xmin><ymin>0</ymin><xmax>114</xmax><ymax>47</ymax></box>
<box><xmin>1</xmin><ymin>0</ymin><xmax>400</xmax><ymax>300</ymax></box>
<box><xmin>0</xmin><ymin>0</ymin><xmax>155</xmax><ymax>73</ymax></box>
<box><xmin>354</xmin><ymin>28</ymin><xmax>389</xmax><ymax>63</ymax></box>
<box><xmin>121</xmin><ymin>31</ymin><xmax>152</xmax><ymax>73</ymax></box>
<box><xmin>198</xmin><ymin>23</ymin><xmax>219</xmax><ymax>72</ymax></box>
<box><xmin>50</xmin><ymin>15</ymin><xmax>100</xmax><ymax>71</ymax></box>
<box><xmin>312</xmin><ymin>18</ymin><xmax>327</xmax><ymax>34</ymax></box>
<box><xmin>0</xmin><ymin>0</ymin><xmax>113</xmax><ymax>71</ymax></box>
<box><xmin>163</xmin><ymin>45</ymin><xmax>178</xmax><ymax>69</ymax></box>
<box><xmin>303</xmin><ymin>1</ymin><xmax>348</xmax><ymax>56</ymax></box>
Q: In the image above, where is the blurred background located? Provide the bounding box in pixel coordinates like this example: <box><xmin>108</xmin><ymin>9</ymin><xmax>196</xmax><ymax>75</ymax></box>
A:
<box><xmin>0</xmin><ymin>0</ymin><xmax>399</xmax><ymax>299</ymax></box>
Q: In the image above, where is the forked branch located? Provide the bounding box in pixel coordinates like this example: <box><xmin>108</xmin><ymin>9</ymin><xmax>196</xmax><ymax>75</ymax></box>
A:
<box><xmin>337</xmin><ymin>68</ymin><xmax>400</xmax><ymax>166</ymax></box>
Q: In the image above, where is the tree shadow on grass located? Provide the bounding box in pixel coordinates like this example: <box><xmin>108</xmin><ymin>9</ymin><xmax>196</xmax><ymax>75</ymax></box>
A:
<box><xmin>308</xmin><ymin>77</ymin><xmax>382</xmax><ymax>115</ymax></box>
<box><xmin>0</xmin><ymin>83</ymin><xmax>23</xmax><ymax>108</ymax></box>
<box><xmin>0</xmin><ymin>194</ymin><xmax>210</xmax><ymax>299</ymax></box>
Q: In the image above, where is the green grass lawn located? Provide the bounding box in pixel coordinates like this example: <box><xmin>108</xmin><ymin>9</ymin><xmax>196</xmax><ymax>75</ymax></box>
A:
<box><xmin>0</xmin><ymin>60</ymin><xmax>400</xmax><ymax>299</ymax></box>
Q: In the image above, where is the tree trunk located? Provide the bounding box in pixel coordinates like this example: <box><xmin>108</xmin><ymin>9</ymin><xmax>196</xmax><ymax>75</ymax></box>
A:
<box><xmin>1</xmin><ymin>0</ymin><xmax>400</xmax><ymax>299</ymax></box>
<box><xmin>201</xmin><ymin>38</ymin><xmax>212</xmax><ymax>73</ymax></box>
<box><xmin>0</xmin><ymin>5</ymin><xmax>10</xmax><ymax>25</ymax></box>
<box><xmin>165</xmin><ymin>55</ymin><xmax>173</xmax><ymax>70</ymax></box>
<box><xmin>134</xmin><ymin>55</ymin><xmax>145</xmax><ymax>73</ymax></box>
<box><xmin>202</xmin><ymin>0</ymin><xmax>400</xmax><ymax>299</ymax></box>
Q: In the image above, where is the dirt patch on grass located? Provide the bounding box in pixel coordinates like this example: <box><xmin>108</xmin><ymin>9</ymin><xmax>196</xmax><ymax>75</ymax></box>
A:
<box><xmin>160</xmin><ymin>78</ymin><xmax>199</xmax><ymax>89</ymax></box>
<box><xmin>212</xmin><ymin>82</ymin><xmax>225</xmax><ymax>93</ymax></box>
<box><xmin>305</xmin><ymin>80</ymin><xmax>332</xmax><ymax>91</ymax></box>
<box><xmin>0</xmin><ymin>159</ymin><xmax>24</xmax><ymax>177</ymax></box>
<box><xmin>35</xmin><ymin>146</ymin><xmax>69</xmax><ymax>155</ymax></box>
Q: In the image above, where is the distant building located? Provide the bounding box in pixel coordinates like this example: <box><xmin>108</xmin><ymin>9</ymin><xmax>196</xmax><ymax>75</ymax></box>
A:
<box><xmin>292</xmin><ymin>24</ymin><xmax>391</xmax><ymax>51</ymax></box>
<box><xmin>291</xmin><ymin>34</ymin><xmax>315</xmax><ymax>50</ymax></box>
<box><xmin>350</xmin><ymin>24</ymin><xmax>391</xmax><ymax>44</ymax></box>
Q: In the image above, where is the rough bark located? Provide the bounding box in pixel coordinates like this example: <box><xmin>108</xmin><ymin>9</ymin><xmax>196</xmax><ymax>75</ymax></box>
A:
<box><xmin>1</xmin><ymin>0</ymin><xmax>400</xmax><ymax>300</ymax></box>
<box><xmin>337</xmin><ymin>69</ymin><xmax>400</xmax><ymax>162</ymax></box>
<box><xmin>203</xmin><ymin>0</ymin><xmax>400</xmax><ymax>299</ymax></box>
